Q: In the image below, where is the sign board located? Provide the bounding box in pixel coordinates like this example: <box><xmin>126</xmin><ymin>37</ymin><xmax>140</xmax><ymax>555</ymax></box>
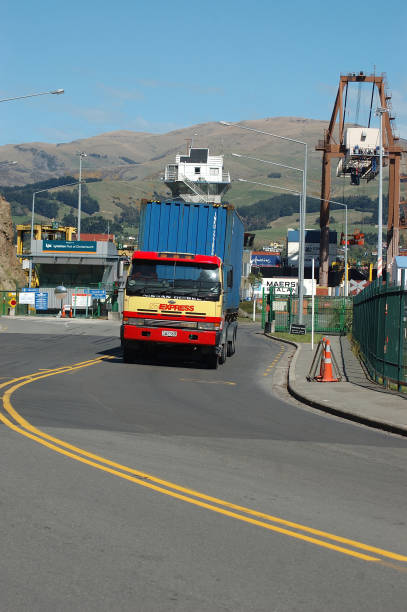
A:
<box><xmin>89</xmin><ymin>289</ymin><xmax>106</xmax><ymax>300</ymax></box>
<box><xmin>72</xmin><ymin>293</ymin><xmax>92</xmax><ymax>308</ymax></box>
<box><xmin>35</xmin><ymin>292</ymin><xmax>48</xmax><ymax>310</ymax></box>
<box><xmin>254</xmin><ymin>278</ymin><xmax>316</xmax><ymax>297</ymax></box>
<box><xmin>19</xmin><ymin>291</ymin><xmax>36</xmax><ymax>305</ymax></box>
<box><xmin>22</xmin><ymin>259</ymin><xmax>30</xmax><ymax>270</ymax></box>
<box><xmin>52</xmin><ymin>221</ymin><xmax>60</xmax><ymax>230</ymax></box>
<box><xmin>290</xmin><ymin>323</ymin><xmax>306</xmax><ymax>335</ymax></box>
<box><xmin>250</xmin><ymin>253</ymin><xmax>281</xmax><ymax>267</ymax></box>
<box><xmin>42</xmin><ymin>240</ymin><xmax>97</xmax><ymax>253</ymax></box>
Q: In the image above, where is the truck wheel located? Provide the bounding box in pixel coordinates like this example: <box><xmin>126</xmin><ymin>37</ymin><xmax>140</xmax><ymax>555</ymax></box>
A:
<box><xmin>218</xmin><ymin>342</ymin><xmax>227</xmax><ymax>365</ymax></box>
<box><xmin>123</xmin><ymin>345</ymin><xmax>134</xmax><ymax>363</ymax></box>
<box><xmin>227</xmin><ymin>332</ymin><xmax>236</xmax><ymax>357</ymax></box>
<box><xmin>206</xmin><ymin>351</ymin><xmax>219</xmax><ymax>369</ymax></box>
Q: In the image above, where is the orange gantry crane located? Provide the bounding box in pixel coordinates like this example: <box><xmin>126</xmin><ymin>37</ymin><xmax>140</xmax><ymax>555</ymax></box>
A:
<box><xmin>316</xmin><ymin>72</ymin><xmax>406</xmax><ymax>286</ymax></box>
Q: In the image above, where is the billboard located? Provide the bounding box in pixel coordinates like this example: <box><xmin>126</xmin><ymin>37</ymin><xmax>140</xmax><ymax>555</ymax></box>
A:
<box><xmin>250</xmin><ymin>253</ymin><xmax>281</xmax><ymax>267</ymax></box>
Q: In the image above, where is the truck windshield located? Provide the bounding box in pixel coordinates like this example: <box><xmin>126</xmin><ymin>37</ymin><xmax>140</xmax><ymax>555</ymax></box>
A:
<box><xmin>126</xmin><ymin>260</ymin><xmax>221</xmax><ymax>301</ymax></box>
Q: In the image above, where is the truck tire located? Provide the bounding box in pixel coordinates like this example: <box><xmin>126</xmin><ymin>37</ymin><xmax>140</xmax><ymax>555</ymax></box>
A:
<box><xmin>123</xmin><ymin>345</ymin><xmax>134</xmax><ymax>363</ymax></box>
<box><xmin>218</xmin><ymin>342</ymin><xmax>227</xmax><ymax>365</ymax></box>
<box><xmin>227</xmin><ymin>330</ymin><xmax>236</xmax><ymax>357</ymax></box>
<box><xmin>206</xmin><ymin>351</ymin><xmax>219</xmax><ymax>369</ymax></box>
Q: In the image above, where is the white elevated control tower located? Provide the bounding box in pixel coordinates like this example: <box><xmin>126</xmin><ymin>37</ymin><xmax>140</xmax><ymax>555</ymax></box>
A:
<box><xmin>336</xmin><ymin>127</ymin><xmax>385</xmax><ymax>184</ymax></box>
<box><xmin>164</xmin><ymin>148</ymin><xmax>231</xmax><ymax>203</ymax></box>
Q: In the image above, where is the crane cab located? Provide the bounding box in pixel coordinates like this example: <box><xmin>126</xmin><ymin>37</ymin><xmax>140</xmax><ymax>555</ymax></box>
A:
<box><xmin>336</xmin><ymin>127</ymin><xmax>385</xmax><ymax>184</ymax></box>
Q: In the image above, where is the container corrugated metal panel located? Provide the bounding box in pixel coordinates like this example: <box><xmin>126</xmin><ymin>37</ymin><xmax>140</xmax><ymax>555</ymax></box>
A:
<box><xmin>139</xmin><ymin>201</ymin><xmax>243</xmax><ymax>310</ymax></box>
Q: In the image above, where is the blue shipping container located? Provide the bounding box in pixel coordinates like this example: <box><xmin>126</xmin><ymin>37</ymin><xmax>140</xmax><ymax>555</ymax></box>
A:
<box><xmin>139</xmin><ymin>200</ymin><xmax>244</xmax><ymax>311</ymax></box>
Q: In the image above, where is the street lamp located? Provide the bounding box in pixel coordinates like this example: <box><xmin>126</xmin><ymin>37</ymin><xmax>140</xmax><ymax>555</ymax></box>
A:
<box><xmin>375</xmin><ymin>107</ymin><xmax>387</xmax><ymax>279</ymax></box>
<box><xmin>77</xmin><ymin>152</ymin><xmax>87</xmax><ymax>240</ymax></box>
<box><xmin>238</xmin><ymin>178</ymin><xmax>350</xmax><ymax>296</ymax></box>
<box><xmin>29</xmin><ymin>181</ymin><xmax>78</xmax><ymax>287</ymax></box>
<box><xmin>232</xmin><ymin>151</ymin><xmax>306</xmax><ymax>320</ymax></box>
<box><xmin>221</xmin><ymin>121</ymin><xmax>308</xmax><ymax>325</ymax></box>
<box><xmin>0</xmin><ymin>89</ymin><xmax>64</xmax><ymax>103</ymax></box>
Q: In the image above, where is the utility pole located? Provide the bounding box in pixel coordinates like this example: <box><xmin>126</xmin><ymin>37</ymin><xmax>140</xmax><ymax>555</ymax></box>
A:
<box><xmin>376</xmin><ymin>107</ymin><xmax>386</xmax><ymax>278</ymax></box>
<box><xmin>77</xmin><ymin>152</ymin><xmax>87</xmax><ymax>240</ymax></box>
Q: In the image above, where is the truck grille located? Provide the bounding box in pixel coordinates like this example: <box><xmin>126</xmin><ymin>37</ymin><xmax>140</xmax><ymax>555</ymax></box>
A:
<box><xmin>143</xmin><ymin>319</ymin><xmax>197</xmax><ymax>329</ymax></box>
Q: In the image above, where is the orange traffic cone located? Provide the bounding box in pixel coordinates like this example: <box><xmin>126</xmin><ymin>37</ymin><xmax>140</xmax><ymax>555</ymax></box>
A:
<box><xmin>317</xmin><ymin>339</ymin><xmax>339</xmax><ymax>382</ymax></box>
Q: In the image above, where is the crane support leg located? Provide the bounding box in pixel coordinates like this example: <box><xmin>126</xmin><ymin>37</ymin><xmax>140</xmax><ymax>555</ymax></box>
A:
<box><xmin>387</xmin><ymin>154</ymin><xmax>401</xmax><ymax>273</ymax></box>
<box><xmin>319</xmin><ymin>152</ymin><xmax>331</xmax><ymax>287</ymax></box>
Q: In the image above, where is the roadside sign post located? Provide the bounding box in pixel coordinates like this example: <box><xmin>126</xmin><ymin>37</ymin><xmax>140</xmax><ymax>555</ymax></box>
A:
<box><xmin>35</xmin><ymin>292</ymin><xmax>48</xmax><ymax>311</ymax></box>
<box><xmin>290</xmin><ymin>323</ymin><xmax>306</xmax><ymax>335</ymax></box>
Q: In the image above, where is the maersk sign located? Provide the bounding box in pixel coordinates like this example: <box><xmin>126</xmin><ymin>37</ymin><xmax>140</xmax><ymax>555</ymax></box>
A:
<box><xmin>42</xmin><ymin>240</ymin><xmax>97</xmax><ymax>252</ymax></box>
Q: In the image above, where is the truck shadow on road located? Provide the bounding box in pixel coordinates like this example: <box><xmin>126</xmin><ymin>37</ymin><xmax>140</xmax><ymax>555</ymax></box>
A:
<box><xmin>97</xmin><ymin>345</ymin><xmax>213</xmax><ymax>369</ymax></box>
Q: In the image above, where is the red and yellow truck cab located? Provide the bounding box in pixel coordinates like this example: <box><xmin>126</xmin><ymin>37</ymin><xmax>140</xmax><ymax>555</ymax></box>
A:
<box><xmin>122</xmin><ymin>251</ymin><xmax>227</xmax><ymax>365</ymax></box>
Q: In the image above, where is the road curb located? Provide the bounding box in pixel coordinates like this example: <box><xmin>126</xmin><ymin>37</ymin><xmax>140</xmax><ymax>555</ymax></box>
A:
<box><xmin>264</xmin><ymin>332</ymin><xmax>407</xmax><ymax>438</ymax></box>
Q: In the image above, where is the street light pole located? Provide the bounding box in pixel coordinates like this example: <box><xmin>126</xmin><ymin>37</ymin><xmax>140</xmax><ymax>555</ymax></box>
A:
<box><xmin>0</xmin><ymin>89</ymin><xmax>64</xmax><ymax>104</ymax></box>
<box><xmin>375</xmin><ymin>107</ymin><xmax>387</xmax><ymax>279</ymax></box>
<box><xmin>77</xmin><ymin>152</ymin><xmax>87</xmax><ymax>240</ymax></box>
<box><xmin>239</xmin><ymin>178</ymin><xmax>351</xmax><ymax>296</ymax></box>
<box><xmin>222</xmin><ymin>121</ymin><xmax>308</xmax><ymax>324</ymax></box>
<box><xmin>28</xmin><ymin>182</ymin><xmax>78</xmax><ymax>287</ymax></box>
<box><xmin>233</xmin><ymin>152</ymin><xmax>306</xmax><ymax>324</ymax></box>
<box><xmin>0</xmin><ymin>86</ymin><xmax>64</xmax><ymax>288</ymax></box>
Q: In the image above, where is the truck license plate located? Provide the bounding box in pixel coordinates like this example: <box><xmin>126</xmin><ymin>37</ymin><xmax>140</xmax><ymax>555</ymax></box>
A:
<box><xmin>162</xmin><ymin>330</ymin><xmax>177</xmax><ymax>337</ymax></box>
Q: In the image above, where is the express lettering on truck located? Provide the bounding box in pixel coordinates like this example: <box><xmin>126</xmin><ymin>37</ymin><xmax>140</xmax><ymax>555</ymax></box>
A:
<box><xmin>159</xmin><ymin>304</ymin><xmax>195</xmax><ymax>312</ymax></box>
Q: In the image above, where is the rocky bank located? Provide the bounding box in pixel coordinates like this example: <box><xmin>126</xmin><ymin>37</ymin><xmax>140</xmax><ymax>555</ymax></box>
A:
<box><xmin>0</xmin><ymin>195</ymin><xmax>25</xmax><ymax>290</ymax></box>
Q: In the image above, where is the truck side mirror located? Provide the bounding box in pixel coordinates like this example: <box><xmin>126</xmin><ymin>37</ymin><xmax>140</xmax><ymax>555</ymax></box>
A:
<box><xmin>227</xmin><ymin>270</ymin><xmax>233</xmax><ymax>288</ymax></box>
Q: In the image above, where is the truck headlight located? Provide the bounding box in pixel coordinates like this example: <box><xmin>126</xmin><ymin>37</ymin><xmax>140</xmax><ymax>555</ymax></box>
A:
<box><xmin>197</xmin><ymin>322</ymin><xmax>220</xmax><ymax>330</ymax></box>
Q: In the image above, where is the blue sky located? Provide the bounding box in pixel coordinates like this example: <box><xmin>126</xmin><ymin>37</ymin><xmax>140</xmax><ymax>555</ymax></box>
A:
<box><xmin>1</xmin><ymin>0</ymin><xmax>406</xmax><ymax>144</ymax></box>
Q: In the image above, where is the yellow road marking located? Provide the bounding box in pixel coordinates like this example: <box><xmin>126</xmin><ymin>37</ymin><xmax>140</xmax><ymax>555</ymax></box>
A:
<box><xmin>179</xmin><ymin>378</ymin><xmax>236</xmax><ymax>386</ymax></box>
<box><xmin>2</xmin><ymin>358</ymin><xmax>407</xmax><ymax>564</ymax></box>
<box><xmin>0</xmin><ymin>410</ymin><xmax>381</xmax><ymax>562</ymax></box>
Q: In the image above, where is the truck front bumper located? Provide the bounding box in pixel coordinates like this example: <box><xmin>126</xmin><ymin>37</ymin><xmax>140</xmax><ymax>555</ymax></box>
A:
<box><xmin>123</xmin><ymin>324</ymin><xmax>218</xmax><ymax>346</ymax></box>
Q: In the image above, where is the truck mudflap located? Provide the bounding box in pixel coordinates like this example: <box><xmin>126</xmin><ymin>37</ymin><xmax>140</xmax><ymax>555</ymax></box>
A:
<box><xmin>123</xmin><ymin>324</ymin><xmax>218</xmax><ymax>346</ymax></box>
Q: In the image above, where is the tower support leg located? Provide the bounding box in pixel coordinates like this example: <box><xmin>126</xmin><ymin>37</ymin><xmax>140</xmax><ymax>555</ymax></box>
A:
<box><xmin>319</xmin><ymin>152</ymin><xmax>331</xmax><ymax>287</ymax></box>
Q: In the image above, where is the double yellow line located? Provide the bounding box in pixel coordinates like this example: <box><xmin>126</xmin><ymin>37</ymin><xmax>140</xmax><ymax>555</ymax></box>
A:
<box><xmin>1</xmin><ymin>356</ymin><xmax>407</xmax><ymax>567</ymax></box>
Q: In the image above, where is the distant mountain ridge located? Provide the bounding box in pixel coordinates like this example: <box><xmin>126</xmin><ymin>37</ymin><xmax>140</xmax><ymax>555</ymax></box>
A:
<box><xmin>0</xmin><ymin>118</ymin><xmax>328</xmax><ymax>187</ymax></box>
<box><xmin>1</xmin><ymin>117</ymin><xmax>404</xmax><ymax>217</ymax></box>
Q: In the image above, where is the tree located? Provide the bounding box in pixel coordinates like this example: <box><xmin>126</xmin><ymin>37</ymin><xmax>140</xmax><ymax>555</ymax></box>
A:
<box><xmin>248</xmin><ymin>271</ymin><xmax>263</xmax><ymax>299</ymax></box>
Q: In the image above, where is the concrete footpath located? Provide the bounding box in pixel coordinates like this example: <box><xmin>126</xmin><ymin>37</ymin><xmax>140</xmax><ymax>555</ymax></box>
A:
<box><xmin>270</xmin><ymin>333</ymin><xmax>407</xmax><ymax>436</ymax></box>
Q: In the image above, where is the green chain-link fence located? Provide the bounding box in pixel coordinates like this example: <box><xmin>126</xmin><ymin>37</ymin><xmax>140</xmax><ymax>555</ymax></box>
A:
<box><xmin>262</xmin><ymin>288</ymin><xmax>352</xmax><ymax>334</ymax></box>
<box><xmin>353</xmin><ymin>275</ymin><xmax>407</xmax><ymax>391</ymax></box>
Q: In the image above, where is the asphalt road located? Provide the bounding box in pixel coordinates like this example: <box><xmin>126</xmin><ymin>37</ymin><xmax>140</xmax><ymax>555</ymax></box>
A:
<box><xmin>1</xmin><ymin>318</ymin><xmax>407</xmax><ymax>611</ymax></box>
